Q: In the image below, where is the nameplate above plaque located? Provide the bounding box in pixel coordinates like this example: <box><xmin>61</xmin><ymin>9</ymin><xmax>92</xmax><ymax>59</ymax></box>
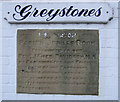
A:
<box><xmin>4</xmin><ymin>2</ymin><xmax>113</xmax><ymax>23</ymax></box>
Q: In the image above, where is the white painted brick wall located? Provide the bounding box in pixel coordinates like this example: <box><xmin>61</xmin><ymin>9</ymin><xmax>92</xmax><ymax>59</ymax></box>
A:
<box><xmin>1</xmin><ymin>1</ymin><xmax>119</xmax><ymax>100</ymax></box>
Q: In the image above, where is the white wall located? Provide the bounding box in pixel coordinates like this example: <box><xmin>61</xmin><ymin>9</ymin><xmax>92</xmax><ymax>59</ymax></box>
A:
<box><xmin>1</xmin><ymin>1</ymin><xmax>118</xmax><ymax>100</ymax></box>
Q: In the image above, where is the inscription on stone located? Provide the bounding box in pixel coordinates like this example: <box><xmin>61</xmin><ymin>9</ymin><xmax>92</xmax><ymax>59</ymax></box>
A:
<box><xmin>17</xmin><ymin>29</ymin><xmax>99</xmax><ymax>95</ymax></box>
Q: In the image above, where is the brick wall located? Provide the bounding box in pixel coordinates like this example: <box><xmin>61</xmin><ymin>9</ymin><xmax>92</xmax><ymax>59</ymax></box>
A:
<box><xmin>1</xmin><ymin>1</ymin><xmax>119</xmax><ymax>100</ymax></box>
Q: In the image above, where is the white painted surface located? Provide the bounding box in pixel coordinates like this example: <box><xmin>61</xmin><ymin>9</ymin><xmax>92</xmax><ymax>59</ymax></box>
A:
<box><xmin>0</xmin><ymin>2</ymin><xmax>2</xmax><ymax>102</ymax></box>
<box><xmin>1</xmin><ymin>1</ymin><xmax>118</xmax><ymax>100</ymax></box>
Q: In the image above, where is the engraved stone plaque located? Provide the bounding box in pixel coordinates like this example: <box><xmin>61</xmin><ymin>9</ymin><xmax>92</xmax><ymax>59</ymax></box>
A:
<box><xmin>17</xmin><ymin>29</ymin><xmax>99</xmax><ymax>95</ymax></box>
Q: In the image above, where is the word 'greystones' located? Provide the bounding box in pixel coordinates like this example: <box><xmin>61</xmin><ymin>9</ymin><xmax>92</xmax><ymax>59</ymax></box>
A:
<box><xmin>13</xmin><ymin>5</ymin><xmax>102</xmax><ymax>21</ymax></box>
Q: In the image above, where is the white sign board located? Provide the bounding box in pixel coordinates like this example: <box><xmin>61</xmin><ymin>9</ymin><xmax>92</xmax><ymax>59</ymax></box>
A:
<box><xmin>4</xmin><ymin>2</ymin><xmax>113</xmax><ymax>23</ymax></box>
